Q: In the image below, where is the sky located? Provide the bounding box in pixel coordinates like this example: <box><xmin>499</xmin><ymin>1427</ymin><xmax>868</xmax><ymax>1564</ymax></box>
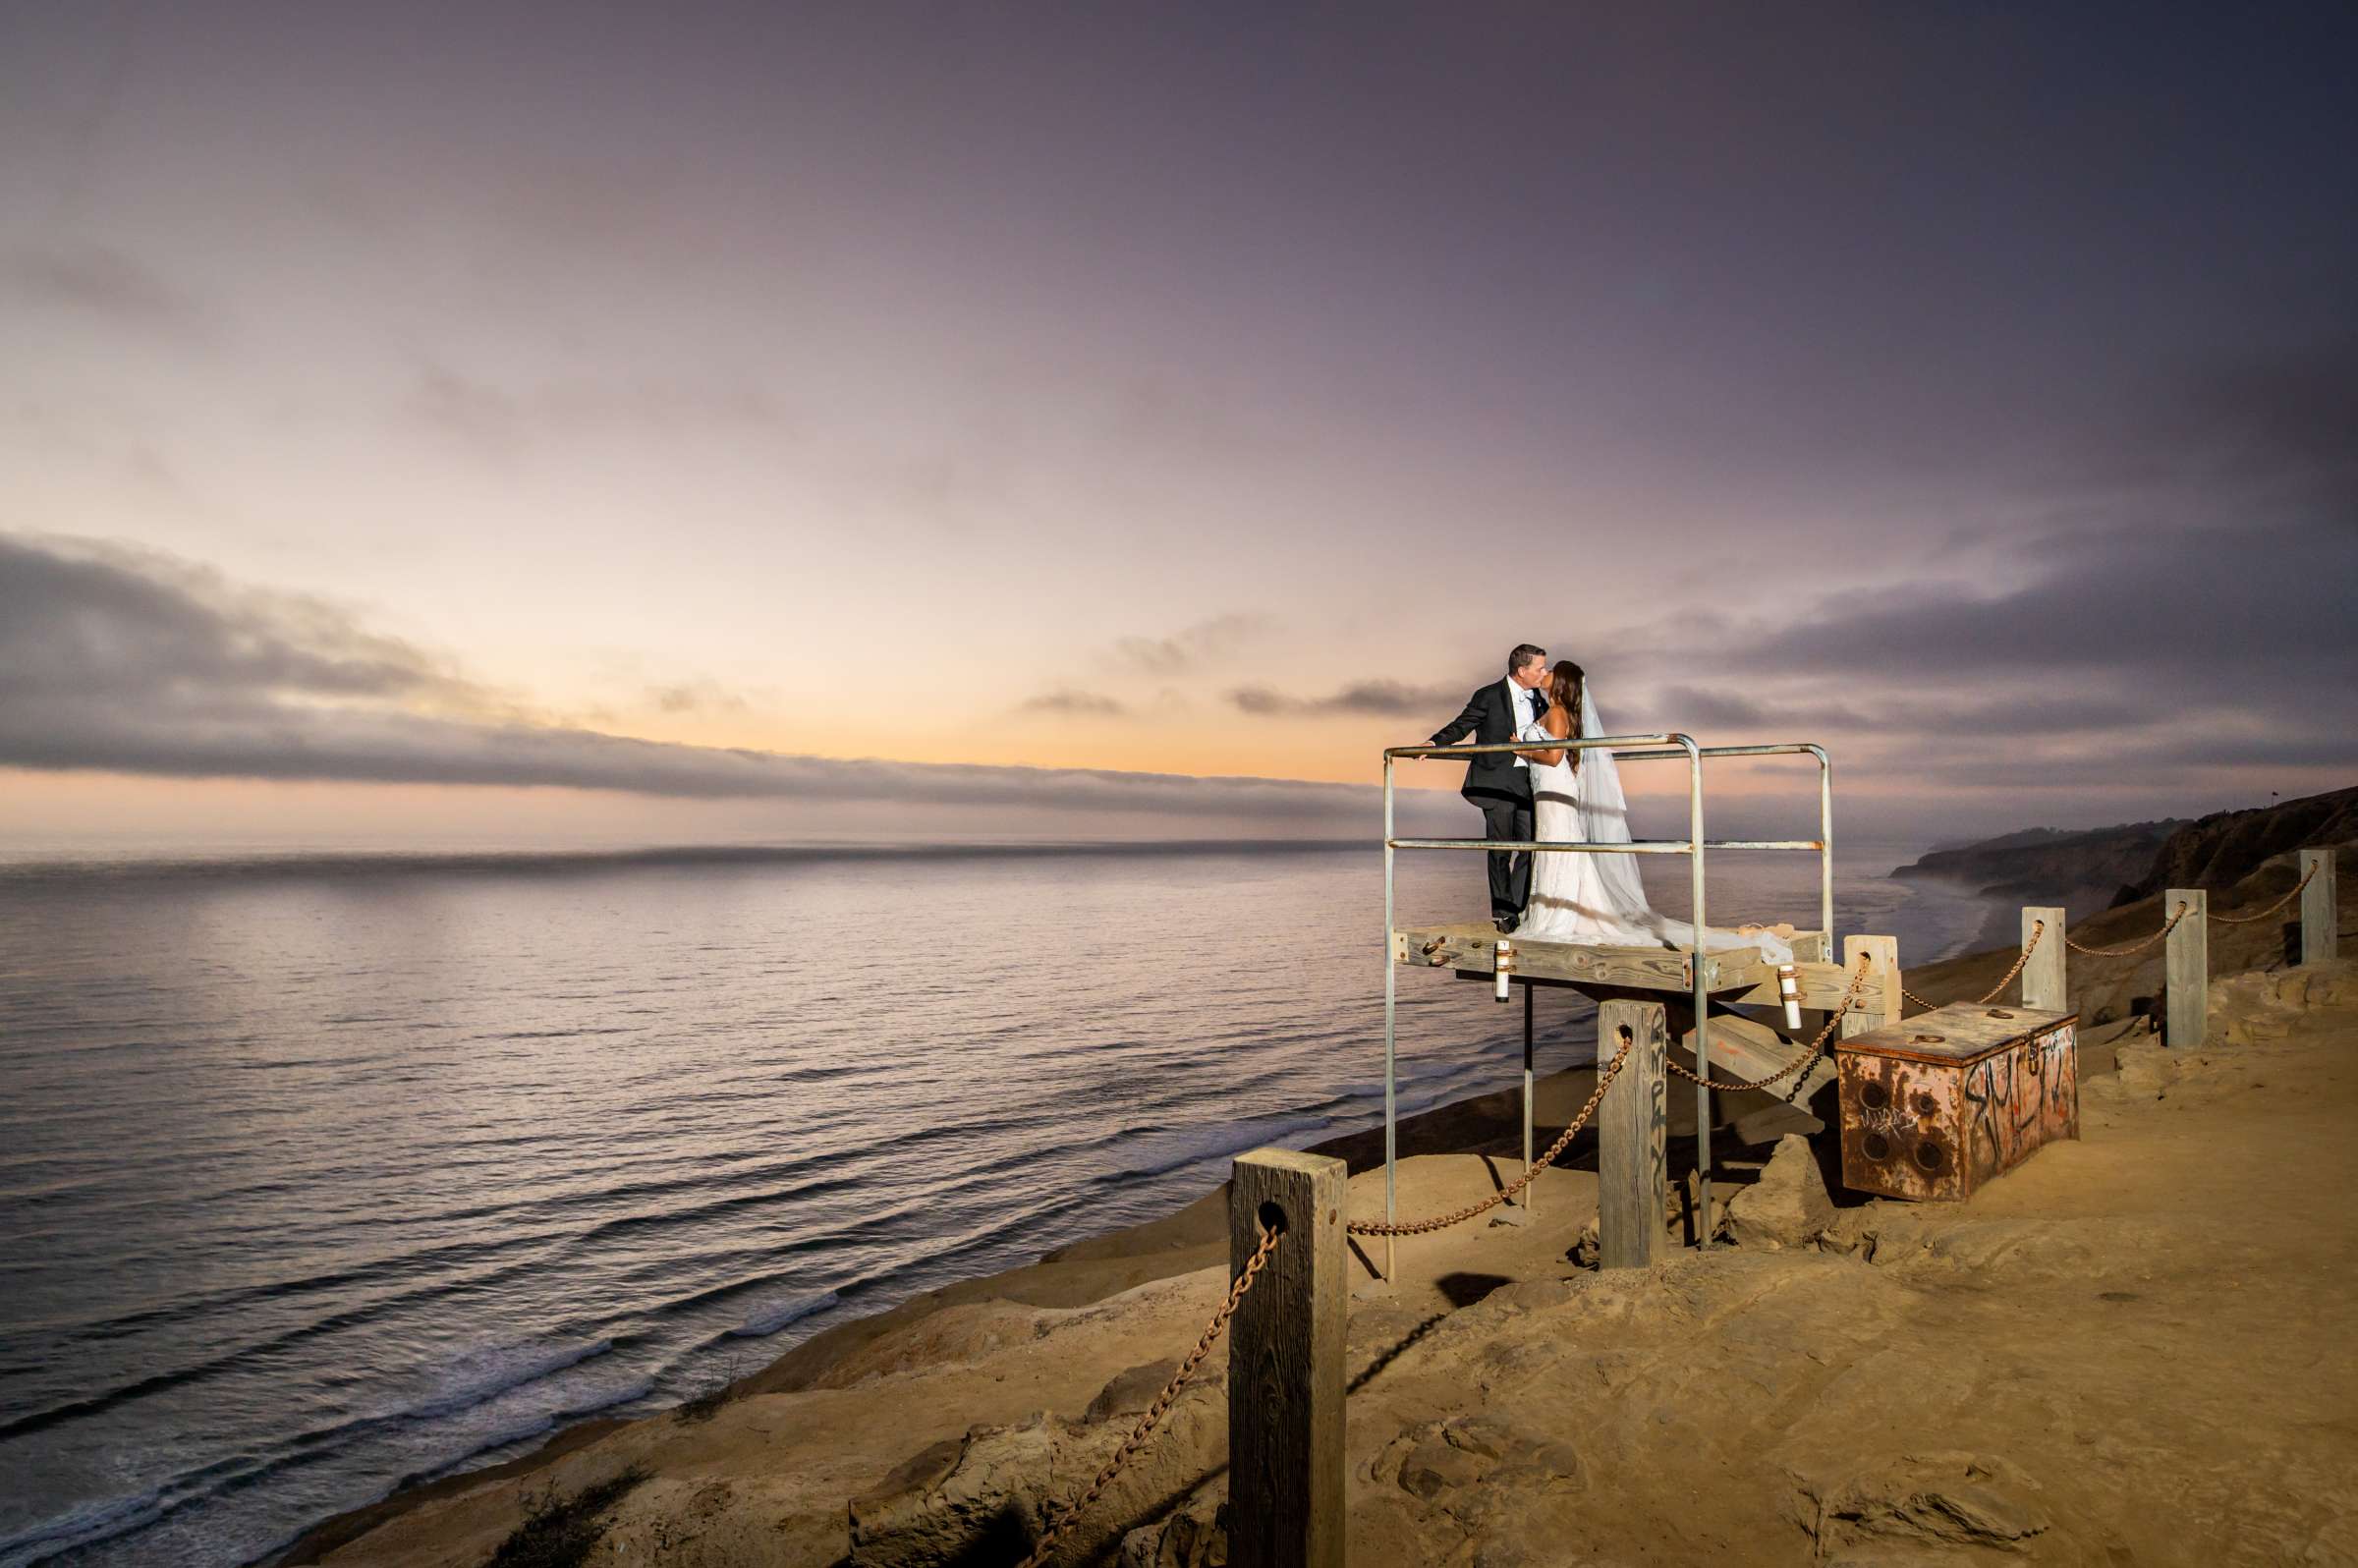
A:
<box><xmin>3</xmin><ymin>2</ymin><xmax>2353</xmax><ymax>852</ymax></box>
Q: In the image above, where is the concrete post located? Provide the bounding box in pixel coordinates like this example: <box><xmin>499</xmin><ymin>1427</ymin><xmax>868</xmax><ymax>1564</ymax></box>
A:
<box><xmin>2022</xmin><ymin>906</ymin><xmax>2067</xmax><ymax>1013</ymax></box>
<box><xmin>2300</xmin><ymin>849</ymin><xmax>2338</xmax><ymax>967</ymax></box>
<box><xmin>2164</xmin><ymin>889</ymin><xmax>2208</xmax><ymax>1048</ymax></box>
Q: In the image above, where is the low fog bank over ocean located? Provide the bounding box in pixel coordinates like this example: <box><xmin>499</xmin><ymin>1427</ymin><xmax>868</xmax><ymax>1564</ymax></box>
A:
<box><xmin>0</xmin><ymin>837</ymin><xmax>1997</xmax><ymax>1565</ymax></box>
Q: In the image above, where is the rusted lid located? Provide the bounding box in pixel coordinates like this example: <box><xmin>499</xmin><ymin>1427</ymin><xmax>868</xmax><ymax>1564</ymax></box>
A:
<box><xmin>1835</xmin><ymin>1003</ymin><xmax>2077</xmax><ymax>1064</ymax></box>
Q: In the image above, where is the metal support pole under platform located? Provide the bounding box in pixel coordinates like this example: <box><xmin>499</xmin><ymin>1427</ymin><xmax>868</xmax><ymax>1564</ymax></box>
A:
<box><xmin>1522</xmin><ymin>982</ymin><xmax>1535</xmax><ymax>1214</ymax></box>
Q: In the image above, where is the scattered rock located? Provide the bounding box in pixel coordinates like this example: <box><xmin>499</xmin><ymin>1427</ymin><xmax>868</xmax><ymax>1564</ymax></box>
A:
<box><xmin>1473</xmin><ymin>1540</ymin><xmax>1629</xmax><ymax>1568</ymax></box>
<box><xmin>1399</xmin><ymin>1433</ymin><xmax>1488</xmax><ymax>1499</ymax></box>
<box><xmin>1723</xmin><ymin>1135</ymin><xmax>1833</xmax><ymax>1251</ymax></box>
<box><xmin>2114</xmin><ymin>1038</ymin><xmax>2179</xmax><ymax>1099</ymax></box>
<box><xmin>1117</xmin><ymin>1483</ymin><xmax>1224</xmax><ymax>1568</ymax></box>
<box><xmin>849</xmin><ymin>1425</ymin><xmax>1049</xmax><ymax>1568</ymax></box>
<box><xmin>1441</xmin><ymin>1413</ymin><xmax>1517</xmax><ymax>1461</ymax></box>
<box><xmin>851</xmin><ymin>1381</ymin><xmax>1227</xmax><ymax>1568</ymax></box>
<box><xmin>1795</xmin><ymin>1451</ymin><xmax>2050</xmax><ymax>1554</ymax></box>
<box><xmin>1085</xmin><ymin>1359</ymin><xmax>1179</xmax><ymax>1422</ymax></box>
<box><xmin>2308</xmin><ymin>958</ymin><xmax>2358</xmax><ymax>1008</ymax></box>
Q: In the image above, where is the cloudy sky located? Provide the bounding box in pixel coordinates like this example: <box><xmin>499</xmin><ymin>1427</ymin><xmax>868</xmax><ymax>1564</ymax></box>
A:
<box><xmin>3</xmin><ymin>2</ymin><xmax>2352</xmax><ymax>850</ymax></box>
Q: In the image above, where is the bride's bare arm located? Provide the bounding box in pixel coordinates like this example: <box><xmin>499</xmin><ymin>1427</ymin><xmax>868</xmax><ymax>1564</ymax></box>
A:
<box><xmin>1517</xmin><ymin>708</ymin><xmax>1574</xmax><ymax>767</ymax></box>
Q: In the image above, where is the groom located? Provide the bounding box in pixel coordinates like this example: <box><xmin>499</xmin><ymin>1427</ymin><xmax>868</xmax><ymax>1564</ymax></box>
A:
<box><xmin>1428</xmin><ymin>644</ymin><xmax>1550</xmax><ymax>932</ymax></box>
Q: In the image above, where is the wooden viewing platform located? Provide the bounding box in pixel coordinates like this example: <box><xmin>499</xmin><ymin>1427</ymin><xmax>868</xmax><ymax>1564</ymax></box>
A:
<box><xmin>1376</xmin><ymin>732</ymin><xmax>1859</xmax><ymax>1278</ymax></box>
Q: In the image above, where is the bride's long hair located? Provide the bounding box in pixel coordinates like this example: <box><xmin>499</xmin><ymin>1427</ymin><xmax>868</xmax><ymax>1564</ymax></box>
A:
<box><xmin>1549</xmin><ymin>660</ymin><xmax>1585</xmax><ymax>770</ymax></box>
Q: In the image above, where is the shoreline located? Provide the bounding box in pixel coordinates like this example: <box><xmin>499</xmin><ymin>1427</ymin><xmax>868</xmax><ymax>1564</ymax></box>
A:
<box><xmin>269</xmin><ymin>1060</ymin><xmax>1576</xmax><ymax>1565</ymax></box>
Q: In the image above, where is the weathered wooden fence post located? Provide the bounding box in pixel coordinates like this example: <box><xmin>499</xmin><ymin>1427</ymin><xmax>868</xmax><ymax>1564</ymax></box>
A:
<box><xmin>2300</xmin><ymin>849</ymin><xmax>2338</xmax><ymax>967</ymax></box>
<box><xmin>1841</xmin><ymin>934</ymin><xmax>1899</xmax><ymax>1039</ymax></box>
<box><xmin>2022</xmin><ymin>906</ymin><xmax>2067</xmax><ymax>1013</ymax></box>
<box><xmin>1597</xmin><ymin>998</ymin><xmax>1667</xmax><ymax>1268</ymax></box>
<box><xmin>1229</xmin><ymin>1149</ymin><xmax>1345</xmax><ymax>1568</ymax></box>
<box><xmin>2164</xmin><ymin>889</ymin><xmax>2208</xmax><ymax>1048</ymax></box>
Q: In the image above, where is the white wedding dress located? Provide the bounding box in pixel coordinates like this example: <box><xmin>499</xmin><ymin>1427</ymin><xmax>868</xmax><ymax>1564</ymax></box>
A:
<box><xmin>1512</xmin><ymin>684</ymin><xmax>1794</xmax><ymax>964</ymax></box>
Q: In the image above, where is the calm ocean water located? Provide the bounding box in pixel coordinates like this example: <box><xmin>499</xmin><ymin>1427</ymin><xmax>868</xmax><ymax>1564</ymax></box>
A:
<box><xmin>0</xmin><ymin>837</ymin><xmax>1996</xmax><ymax>1565</ymax></box>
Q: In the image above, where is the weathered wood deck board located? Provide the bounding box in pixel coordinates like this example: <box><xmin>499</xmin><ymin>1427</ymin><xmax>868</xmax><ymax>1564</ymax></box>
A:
<box><xmin>1390</xmin><ymin>922</ymin><xmax>1825</xmax><ymax>996</ymax></box>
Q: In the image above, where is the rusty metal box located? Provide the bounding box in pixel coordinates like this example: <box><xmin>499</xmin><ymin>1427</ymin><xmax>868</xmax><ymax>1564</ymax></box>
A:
<box><xmin>1832</xmin><ymin>1004</ymin><xmax>2079</xmax><ymax>1202</ymax></box>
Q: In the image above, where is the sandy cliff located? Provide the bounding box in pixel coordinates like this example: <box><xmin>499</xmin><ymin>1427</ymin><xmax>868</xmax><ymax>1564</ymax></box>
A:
<box><xmin>1893</xmin><ymin>819</ymin><xmax>2182</xmax><ymax>917</ymax></box>
<box><xmin>2113</xmin><ymin>784</ymin><xmax>2358</xmax><ymax>906</ymax></box>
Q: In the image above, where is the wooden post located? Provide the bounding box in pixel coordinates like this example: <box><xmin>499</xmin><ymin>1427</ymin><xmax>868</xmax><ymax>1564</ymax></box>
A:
<box><xmin>1597</xmin><ymin>998</ymin><xmax>1667</xmax><ymax>1269</ymax></box>
<box><xmin>1229</xmin><ymin>1149</ymin><xmax>1345</xmax><ymax>1568</ymax></box>
<box><xmin>1841</xmin><ymin>935</ymin><xmax>1899</xmax><ymax>1039</ymax></box>
<box><xmin>2021</xmin><ymin>906</ymin><xmax>2066</xmax><ymax>1013</ymax></box>
<box><xmin>2301</xmin><ymin>849</ymin><xmax>2338</xmax><ymax>967</ymax></box>
<box><xmin>2164</xmin><ymin>889</ymin><xmax>2208</xmax><ymax>1049</ymax></box>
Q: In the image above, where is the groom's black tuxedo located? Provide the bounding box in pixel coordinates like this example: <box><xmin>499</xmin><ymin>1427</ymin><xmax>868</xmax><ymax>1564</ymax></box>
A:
<box><xmin>1429</xmin><ymin>680</ymin><xmax>1548</xmax><ymax>802</ymax></box>
<box><xmin>1430</xmin><ymin>680</ymin><xmax>1550</xmax><ymax>924</ymax></box>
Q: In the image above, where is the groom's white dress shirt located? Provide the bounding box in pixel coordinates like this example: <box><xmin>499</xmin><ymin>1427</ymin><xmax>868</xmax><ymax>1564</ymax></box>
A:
<box><xmin>1506</xmin><ymin>678</ymin><xmax>1541</xmax><ymax>769</ymax></box>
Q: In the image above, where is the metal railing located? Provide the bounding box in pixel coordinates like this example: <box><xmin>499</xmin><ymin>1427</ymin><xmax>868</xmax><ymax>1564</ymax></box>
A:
<box><xmin>1378</xmin><ymin>734</ymin><xmax>1833</xmax><ymax>1258</ymax></box>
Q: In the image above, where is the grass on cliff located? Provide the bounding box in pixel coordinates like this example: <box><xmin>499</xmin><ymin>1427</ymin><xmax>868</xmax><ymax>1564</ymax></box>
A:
<box><xmin>486</xmin><ymin>1466</ymin><xmax>647</xmax><ymax>1568</ymax></box>
<box><xmin>673</xmin><ymin>1353</ymin><xmax>748</xmax><ymax>1425</ymax></box>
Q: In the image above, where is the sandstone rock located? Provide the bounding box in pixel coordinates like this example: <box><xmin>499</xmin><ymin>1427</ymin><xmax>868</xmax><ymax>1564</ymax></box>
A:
<box><xmin>1473</xmin><ymin>1538</ymin><xmax>1629</xmax><ymax>1568</ymax></box>
<box><xmin>2313</xmin><ymin>971</ymin><xmax>2358</xmax><ymax>1009</ymax></box>
<box><xmin>1086</xmin><ymin>1359</ymin><xmax>1179</xmax><ymax>1422</ymax></box>
<box><xmin>1117</xmin><ymin>1483</ymin><xmax>1224</xmax><ymax>1568</ymax></box>
<box><xmin>2303</xmin><ymin>1508</ymin><xmax>2358</xmax><ymax>1564</ymax></box>
<box><xmin>1399</xmin><ymin>1433</ymin><xmax>1488</xmax><ymax>1500</ymax></box>
<box><xmin>2246</xmin><ymin>1010</ymin><xmax>2298</xmax><ymax>1041</ymax></box>
<box><xmin>1441</xmin><ymin>1412</ymin><xmax>1517</xmax><ymax>1461</ymax></box>
<box><xmin>1724</xmin><ymin>1135</ymin><xmax>1833</xmax><ymax>1251</ymax></box>
<box><xmin>850</xmin><ymin>1425</ymin><xmax>1055</xmax><ymax>1568</ymax></box>
<box><xmin>1795</xmin><ymin>1451</ymin><xmax>2050</xmax><ymax>1555</ymax></box>
<box><xmin>851</xmin><ymin>1381</ymin><xmax>1226</xmax><ymax>1568</ymax></box>
<box><xmin>2115</xmin><ymin>1039</ymin><xmax>2179</xmax><ymax>1099</ymax></box>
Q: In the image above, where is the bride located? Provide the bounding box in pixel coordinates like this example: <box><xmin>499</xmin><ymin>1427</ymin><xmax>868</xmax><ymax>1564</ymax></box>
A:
<box><xmin>1511</xmin><ymin>660</ymin><xmax>1795</xmax><ymax>964</ymax></box>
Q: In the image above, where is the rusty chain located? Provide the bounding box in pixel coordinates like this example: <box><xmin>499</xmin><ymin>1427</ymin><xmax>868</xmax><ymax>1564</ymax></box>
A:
<box><xmin>1901</xmin><ymin>920</ymin><xmax>2045</xmax><ymax>1014</ymax></box>
<box><xmin>1346</xmin><ymin>1024</ymin><xmax>1636</xmax><ymax>1237</ymax></box>
<box><xmin>1670</xmin><ymin>952</ymin><xmax>1878</xmax><ymax>1092</ymax></box>
<box><xmin>2064</xmin><ymin>901</ymin><xmax>2190</xmax><ymax>958</ymax></box>
<box><xmin>2209</xmin><ymin>861</ymin><xmax>2319</xmax><ymax>925</ymax></box>
<box><xmin>1016</xmin><ymin>1221</ymin><xmax>1280</xmax><ymax>1568</ymax></box>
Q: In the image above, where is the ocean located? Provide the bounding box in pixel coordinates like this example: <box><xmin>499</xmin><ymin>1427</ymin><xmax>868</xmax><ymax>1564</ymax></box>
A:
<box><xmin>0</xmin><ymin>837</ymin><xmax>1998</xmax><ymax>1565</ymax></box>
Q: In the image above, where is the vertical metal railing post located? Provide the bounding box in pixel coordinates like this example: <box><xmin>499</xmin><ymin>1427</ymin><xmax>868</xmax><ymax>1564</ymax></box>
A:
<box><xmin>1520</xmin><ymin>980</ymin><xmax>1535</xmax><ymax>1215</ymax></box>
<box><xmin>1675</xmin><ymin>734</ymin><xmax>1712</xmax><ymax>1250</ymax></box>
<box><xmin>1810</xmin><ymin>745</ymin><xmax>1834</xmax><ymax>945</ymax></box>
<box><xmin>1381</xmin><ymin>754</ymin><xmax>1398</xmax><ymax>1283</ymax></box>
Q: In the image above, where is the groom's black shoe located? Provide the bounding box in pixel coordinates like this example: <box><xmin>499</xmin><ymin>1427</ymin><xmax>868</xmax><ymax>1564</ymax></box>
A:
<box><xmin>1493</xmin><ymin>914</ymin><xmax>1520</xmax><ymax>934</ymax></box>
